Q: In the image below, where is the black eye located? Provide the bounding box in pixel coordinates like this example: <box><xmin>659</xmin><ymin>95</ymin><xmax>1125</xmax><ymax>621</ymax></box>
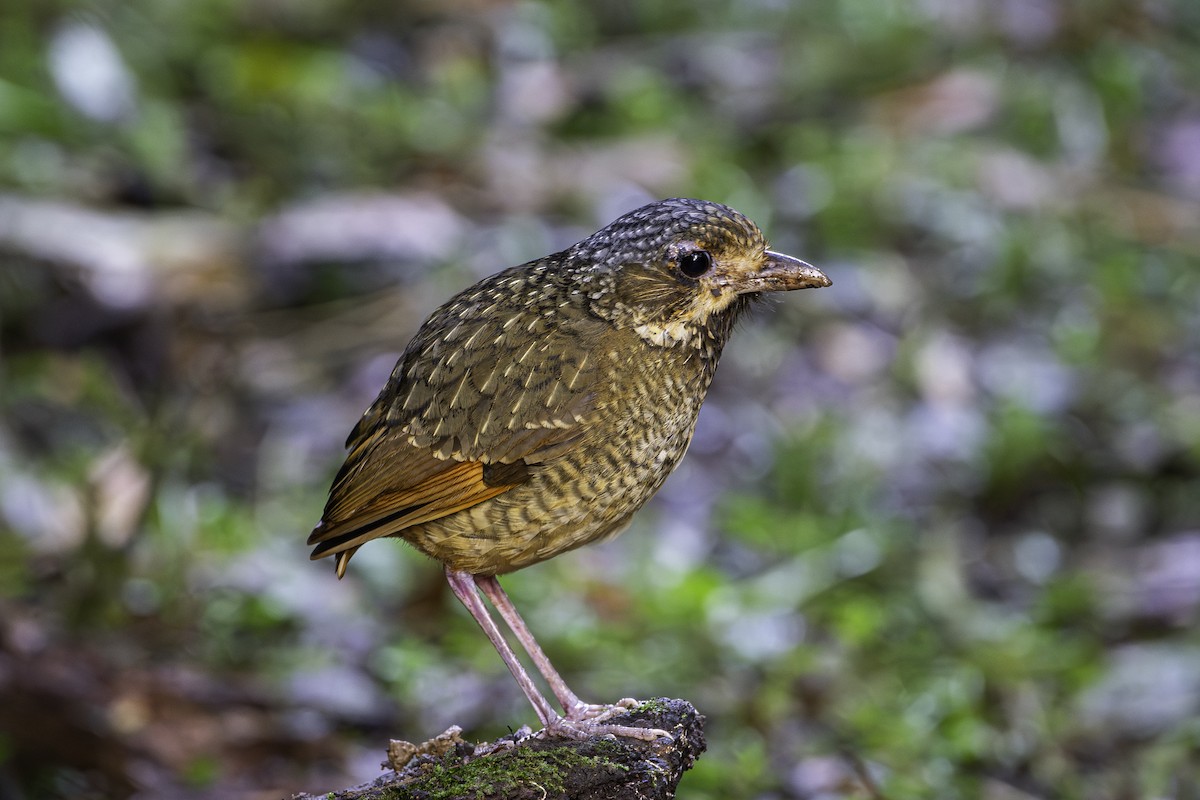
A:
<box><xmin>678</xmin><ymin>250</ymin><xmax>712</xmax><ymax>279</ymax></box>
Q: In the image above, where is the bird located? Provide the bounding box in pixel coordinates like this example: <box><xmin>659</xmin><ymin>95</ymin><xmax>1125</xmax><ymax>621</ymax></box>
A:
<box><xmin>308</xmin><ymin>198</ymin><xmax>830</xmax><ymax>740</ymax></box>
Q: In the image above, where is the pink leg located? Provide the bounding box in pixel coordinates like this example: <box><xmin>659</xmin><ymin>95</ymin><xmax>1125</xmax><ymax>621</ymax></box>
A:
<box><xmin>443</xmin><ymin>568</ymin><xmax>558</xmax><ymax>727</ymax></box>
<box><xmin>446</xmin><ymin>568</ymin><xmax>669</xmax><ymax>741</ymax></box>
<box><xmin>474</xmin><ymin>575</ymin><xmax>588</xmax><ymax>715</ymax></box>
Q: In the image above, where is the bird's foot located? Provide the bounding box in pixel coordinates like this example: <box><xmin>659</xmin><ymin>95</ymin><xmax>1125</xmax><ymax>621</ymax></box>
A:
<box><xmin>563</xmin><ymin>696</ymin><xmax>641</xmax><ymax>722</ymax></box>
<box><xmin>544</xmin><ymin>699</ymin><xmax>670</xmax><ymax>741</ymax></box>
<box><xmin>542</xmin><ymin>713</ymin><xmax>671</xmax><ymax>742</ymax></box>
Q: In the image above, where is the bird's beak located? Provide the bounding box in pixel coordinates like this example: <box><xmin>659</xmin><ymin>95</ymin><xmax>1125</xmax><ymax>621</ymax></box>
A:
<box><xmin>737</xmin><ymin>250</ymin><xmax>831</xmax><ymax>295</ymax></box>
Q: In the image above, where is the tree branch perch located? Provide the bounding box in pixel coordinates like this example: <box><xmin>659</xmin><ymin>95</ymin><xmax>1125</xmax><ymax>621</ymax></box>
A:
<box><xmin>290</xmin><ymin>699</ymin><xmax>706</xmax><ymax>800</ymax></box>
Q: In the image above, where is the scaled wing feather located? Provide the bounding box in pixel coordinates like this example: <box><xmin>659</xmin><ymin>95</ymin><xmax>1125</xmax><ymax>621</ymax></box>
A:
<box><xmin>308</xmin><ymin>304</ymin><xmax>605</xmax><ymax>575</ymax></box>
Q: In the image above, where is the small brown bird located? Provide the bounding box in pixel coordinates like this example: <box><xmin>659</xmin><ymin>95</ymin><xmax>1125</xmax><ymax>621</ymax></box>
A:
<box><xmin>309</xmin><ymin>198</ymin><xmax>829</xmax><ymax>739</ymax></box>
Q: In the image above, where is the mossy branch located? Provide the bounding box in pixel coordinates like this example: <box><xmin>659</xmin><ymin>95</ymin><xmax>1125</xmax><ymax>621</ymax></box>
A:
<box><xmin>290</xmin><ymin>699</ymin><xmax>706</xmax><ymax>800</ymax></box>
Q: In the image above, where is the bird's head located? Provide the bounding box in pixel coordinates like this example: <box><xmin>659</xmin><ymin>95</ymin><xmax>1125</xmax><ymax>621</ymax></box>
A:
<box><xmin>572</xmin><ymin>198</ymin><xmax>830</xmax><ymax>348</ymax></box>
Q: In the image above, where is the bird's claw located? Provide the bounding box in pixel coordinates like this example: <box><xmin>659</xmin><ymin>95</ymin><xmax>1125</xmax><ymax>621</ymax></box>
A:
<box><xmin>546</xmin><ymin>698</ymin><xmax>672</xmax><ymax>741</ymax></box>
<box><xmin>564</xmin><ymin>697</ymin><xmax>641</xmax><ymax>722</ymax></box>
<box><xmin>542</xmin><ymin>715</ymin><xmax>672</xmax><ymax>742</ymax></box>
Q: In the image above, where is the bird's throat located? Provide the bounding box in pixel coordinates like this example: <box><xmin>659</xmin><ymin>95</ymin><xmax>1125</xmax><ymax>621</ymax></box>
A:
<box><xmin>626</xmin><ymin>294</ymin><xmax>749</xmax><ymax>352</ymax></box>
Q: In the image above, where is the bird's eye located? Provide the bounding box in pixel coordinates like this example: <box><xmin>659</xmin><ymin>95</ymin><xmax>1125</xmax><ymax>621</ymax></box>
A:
<box><xmin>678</xmin><ymin>250</ymin><xmax>712</xmax><ymax>279</ymax></box>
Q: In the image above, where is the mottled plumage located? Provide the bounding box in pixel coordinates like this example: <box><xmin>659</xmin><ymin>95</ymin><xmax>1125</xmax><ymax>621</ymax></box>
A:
<box><xmin>308</xmin><ymin>198</ymin><xmax>829</xmax><ymax>739</ymax></box>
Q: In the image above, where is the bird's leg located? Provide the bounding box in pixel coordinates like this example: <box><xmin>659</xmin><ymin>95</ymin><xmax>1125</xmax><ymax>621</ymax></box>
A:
<box><xmin>443</xmin><ymin>568</ymin><xmax>559</xmax><ymax>728</ymax></box>
<box><xmin>451</xmin><ymin>569</ymin><xmax>668</xmax><ymax>741</ymax></box>
<box><xmin>474</xmin><ymin>574</ymin><xmax>641</xmax><ymax>723</ymax></box>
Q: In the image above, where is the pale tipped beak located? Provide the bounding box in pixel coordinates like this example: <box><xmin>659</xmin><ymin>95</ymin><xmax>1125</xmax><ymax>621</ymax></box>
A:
<box><xmin>736</xmin><ymin>250</ymin><xmax>831</xmax><ymax>294</ymax></box>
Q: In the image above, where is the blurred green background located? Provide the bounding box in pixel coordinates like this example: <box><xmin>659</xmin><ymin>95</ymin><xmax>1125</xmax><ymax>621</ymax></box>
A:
<box><xmin>2</xmin><ymin>1</ymin><xmax>1200</xmax><ymax>798</ymax></box>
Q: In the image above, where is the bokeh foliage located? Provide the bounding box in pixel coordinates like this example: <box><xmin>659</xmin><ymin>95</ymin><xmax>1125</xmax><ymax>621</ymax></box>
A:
<box><xmin>2</xmin><ymin>0</ymin><xmax>1199</xmax><ymax>798</ymax></box>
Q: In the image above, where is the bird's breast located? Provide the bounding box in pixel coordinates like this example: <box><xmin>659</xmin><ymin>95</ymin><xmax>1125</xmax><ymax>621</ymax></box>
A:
<box><xmin>525</xmin><ymin>338</ymin><xmax>717</xmax><ymax>539</ymax></box>
<box><xmin>404</xmin><ymin>333</ymin><xmax>721</xmax><ymax>575</ymax></box>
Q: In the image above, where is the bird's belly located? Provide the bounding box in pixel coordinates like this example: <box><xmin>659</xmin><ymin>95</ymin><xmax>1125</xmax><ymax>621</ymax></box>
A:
<box><xmin>404</xmin><ymin>400</ymin><xmax>701</xmax><ymax>575</ymax></box>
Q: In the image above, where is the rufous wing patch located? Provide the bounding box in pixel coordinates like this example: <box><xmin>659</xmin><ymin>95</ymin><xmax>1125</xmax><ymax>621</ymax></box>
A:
<box><xmin>308</xmin><ymin>458</ymin><xmax>527</xmax><ymax>575</ymax></box>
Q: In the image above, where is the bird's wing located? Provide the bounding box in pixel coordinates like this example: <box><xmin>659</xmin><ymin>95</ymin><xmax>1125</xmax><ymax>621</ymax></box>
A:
<box><xmin>308</xmin><ymin>304</ymin><xmax>607</xmax><ymax>576</ymax></box>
